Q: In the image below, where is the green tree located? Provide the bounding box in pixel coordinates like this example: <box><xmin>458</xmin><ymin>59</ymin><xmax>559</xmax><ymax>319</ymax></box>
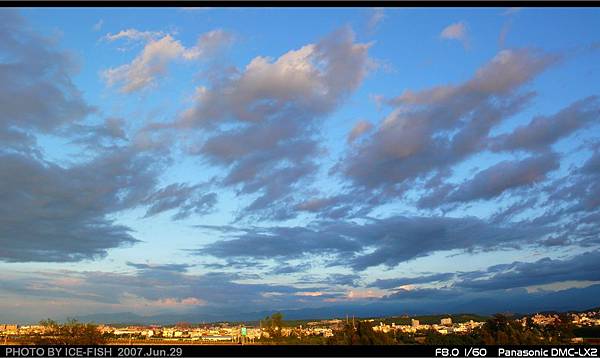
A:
<box><xmin>327</xmin><ymin>321</ymin><xmax>395</xmax><ymax>345</ymax></box>
<box><xmin>260</xmin><ymin>312</ymin><xmax>285</xmax><ymax>341</ymax></box>
<box><xmin>393</xmin><ymin>330</ymin><xmax>417</xmax><ymax>344</ymax></box>
<box><xmin>541</xmin><ymin>314</ymin><xmax>575</xmax><ymax>343</ymax></box>
<box><xmin>30</xmin><ymin>319</ymin><xmax>106</xmax><ymax>345</ymax></box>
<box><xmin>477</xmin><ymin>314</ymin><xmax>540</xmax><ymax>345</ymax></box>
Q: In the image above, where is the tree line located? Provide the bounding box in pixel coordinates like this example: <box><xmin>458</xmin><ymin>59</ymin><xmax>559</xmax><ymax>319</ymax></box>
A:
<box><xmin>16</xmin><ymin>312</ymin><xmax>578</xmax><ymax>345</ymax></box>
<box><xmin>259</xmin><ymin>312</ymin><xmax>578</xmax><ymax>345</ymax></box>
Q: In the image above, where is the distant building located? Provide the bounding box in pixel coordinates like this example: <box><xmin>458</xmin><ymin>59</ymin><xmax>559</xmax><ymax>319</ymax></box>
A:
<box><xmin>201</xmin><ymin>335</ymin><xmax>232</xmax><ymax>342</ymax></box>
<box><xmin>0</xmin><ymin>325</ymin><xmax>18</xmax><ymax>334</ymax></box>
<box><xmin>440</xmin><ymin>317</ymin><xmax>452</xmax><ymax>326</ymax></box>
<box><xmin>532</xmin><ymin>314</ymin><xmax>559</xmax><ymax>326</ymax></box>
<box><xmin>113</xmin><ymin>328</ymin><xmax>139</xmax><ymax>336</ymax></box>
<box><xmin>411</xmin><ymin>319</ymin><xmax>420</xmax><ymax>327</ymax></box>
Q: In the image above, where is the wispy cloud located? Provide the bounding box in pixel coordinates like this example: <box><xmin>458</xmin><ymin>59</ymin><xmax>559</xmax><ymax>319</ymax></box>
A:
<box><xmin>440</xmin><ymin>21</ymin><xmax>469</xmax><ymax>48</ymax></box>
<box><xmin>367</xmin><ymin>8</ymin><xmax>385</xmax><ymax>33</ymax></box>
<box><xmin>502</xmin><ymin>7</ymin><xmax>522</xmax><ymax>16</ymax></box>
<box><xmin>93</xmin><ymin>19</ymin><xmax>103</xmax><ymax>32</ymax></box>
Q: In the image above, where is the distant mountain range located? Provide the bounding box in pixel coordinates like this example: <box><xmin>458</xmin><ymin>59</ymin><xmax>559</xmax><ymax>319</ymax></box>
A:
<box><xmin>74</xmin><ymin>284</ymin><xmax>600</xmax><ymax>325</ymax></box>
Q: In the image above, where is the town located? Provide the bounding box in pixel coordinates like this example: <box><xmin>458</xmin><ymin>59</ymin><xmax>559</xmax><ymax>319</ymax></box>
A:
<box><xmin>2</xmin><ymin>308</ymin><xmax>600</xmax><ymax>345</ymax></box>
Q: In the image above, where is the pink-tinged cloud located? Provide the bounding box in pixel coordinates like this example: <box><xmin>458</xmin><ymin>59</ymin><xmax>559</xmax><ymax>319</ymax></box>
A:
<box><xmin>152</xmin><ymin>297</ymin><xmax>207</xmax><ymax>307</ymax></box>
<box><xmin>347</xmin><ymin>120</ymin><xmax>373</xmax><ymax>143</ymax></box>
<box><xmin>347</xmin><ymin>289</ymin><xmax>385</xmax><ymax>299</ymax></box>
<box><xmin>441</xmin><ymin>22</ymin><xmax>467</xmax><ymax>40</ymax></box>
<box><xmin>52</xmin><ymin>278</ymin><xmax>85</xmax><ymax>287</ymax></box>
<box><xmin>440</xmin><ymin>22</ymin><xmax>469</xmax><ymax>48</ymax></box>
<box><xmin>295</xmin><ymin>291</ymin><xmax>324</xmax><ymax>297</ymax></box>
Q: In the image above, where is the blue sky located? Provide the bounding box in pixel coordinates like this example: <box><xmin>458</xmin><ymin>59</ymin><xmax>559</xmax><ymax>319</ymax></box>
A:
<box><xmin>1</xmin><ymin>7</ymin><xmax>600</xmax><ymax>323</ymax></box>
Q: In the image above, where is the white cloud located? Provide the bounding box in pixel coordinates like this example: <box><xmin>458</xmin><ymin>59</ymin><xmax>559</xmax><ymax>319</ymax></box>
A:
<box><xmin>182</xmin><ymin>29</ymin><xmax>234</xmax><ymax>60</ymax></box>
<box><xmin>103</xmin><ymin>29</ymin><xmax>233</xmax><ymax>93</ymax></box>
<box><xmin>440</xmin><ymin>21</ymin><xmax>469</xmax><ymax>48</ymax></box>
<box><xmin>104</xmin><ymin>28</ymin><xmax>165</xmax><ymax>43</ymax></box>
<box><xmin>173</xmin><ymin>28</ymin><xmax>372</xmax><ymax>218</ymax></box>
<box><xmin>180</xmin><ymin>27</ymin><xmax>371</xmax><ymax>127</ymax></box>
<box><xmin>103</xmin><ymin>35</ymin><xmax>185</xmax><ymax>93</ymax></box>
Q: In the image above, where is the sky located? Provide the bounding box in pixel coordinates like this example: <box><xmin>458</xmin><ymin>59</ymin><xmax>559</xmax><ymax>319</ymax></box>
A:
<box><xmin>1</xmin><ymin>7</ymin><xmax>600</xmax><ymax>323</ymax></box>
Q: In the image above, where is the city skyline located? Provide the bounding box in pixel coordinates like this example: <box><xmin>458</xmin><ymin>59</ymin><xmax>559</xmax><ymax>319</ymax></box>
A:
<box><xmin>1</xmin><ymin>7</ymin><xmax>600</xmax><ymax>323</ymax></box>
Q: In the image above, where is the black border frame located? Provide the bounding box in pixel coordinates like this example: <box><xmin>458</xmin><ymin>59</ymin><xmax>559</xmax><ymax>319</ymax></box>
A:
<box><xmin>1</xmin><ymin>1</ymin><xmax>598</xmax><ymax>356</ymax></box>
<box><xmin>1</xmin><ymin>1</ymin><xmax>599</xmax><ymax>7</ymax></box>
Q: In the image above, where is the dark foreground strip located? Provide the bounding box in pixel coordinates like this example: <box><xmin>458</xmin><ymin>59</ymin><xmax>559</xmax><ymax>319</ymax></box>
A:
<box><xmin>0</xmin><ymin>345</ymin><xmax>599</xmax><ymax>358</ymax></box>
